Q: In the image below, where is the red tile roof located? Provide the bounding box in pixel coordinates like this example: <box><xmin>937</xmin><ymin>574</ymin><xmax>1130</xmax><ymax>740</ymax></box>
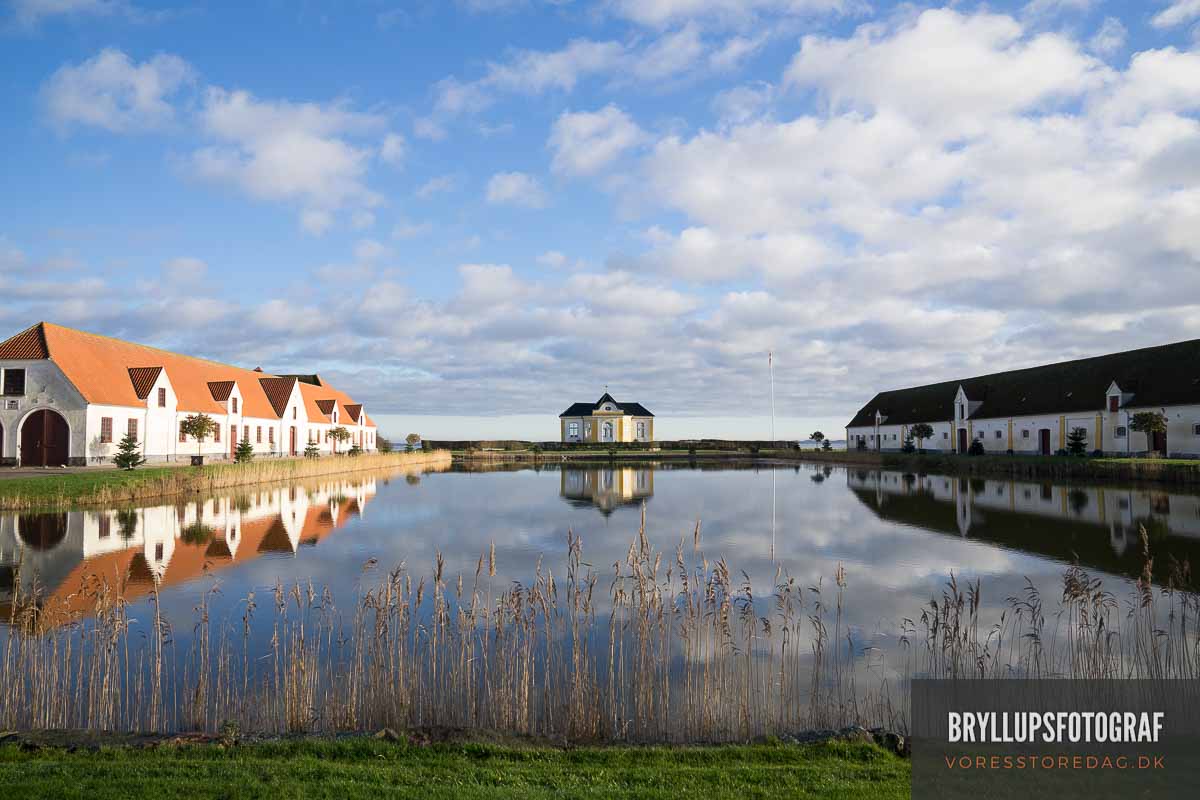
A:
<box><xmin>0</xmin><ymin>323</ymin><xmax>49</xmax><ymax>359</ymax></box>
<box><xmin>0</xmin><ymin>322</ymin><xmax>375</xmax><ymax>426</ymax></box>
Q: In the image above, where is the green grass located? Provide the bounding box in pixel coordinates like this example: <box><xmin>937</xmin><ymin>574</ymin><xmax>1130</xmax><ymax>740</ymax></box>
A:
<box><xmin>0</xmin><ymin>466</ymin><xmax>182</xmax><ymax>502</ymax></box>
<box><xmin>0</xmin><ymin>739</ymin><xmax>909</xmax><ymax>800</ymax></box>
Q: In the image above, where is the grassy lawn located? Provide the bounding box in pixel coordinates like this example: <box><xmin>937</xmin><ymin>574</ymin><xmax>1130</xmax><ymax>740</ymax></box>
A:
<box><xmin>0</xmin><ymin>466</ymin><xmax>182</xmax><ymax>502</ymax></box>
<box><xmin>0</xmin><ymin>738</ymin><xmax>909</xmax><ymax>800</ymax></box>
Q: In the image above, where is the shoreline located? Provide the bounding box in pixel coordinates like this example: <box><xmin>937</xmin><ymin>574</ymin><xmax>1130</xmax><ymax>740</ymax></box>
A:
<box><xmin>451</xmin><ymin>448</ymin><xmax>1200</xmax><ymax>488</ymax></box>
<box><xmin>0</xmin><ymin>450</ymin><xmax>452</xmax><ymax>511</ymax></box>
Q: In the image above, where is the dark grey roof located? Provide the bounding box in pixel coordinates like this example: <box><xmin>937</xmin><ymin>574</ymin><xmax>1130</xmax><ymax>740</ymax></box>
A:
<box><xmin>560</xmin><ymin>393</ymin><xmax>655</xmax><ymax>418</ymax></box>
<box><xmin>846</xmin><ymin>338</ymin><xmax>1200</xmax><ymax>429</ymax></box>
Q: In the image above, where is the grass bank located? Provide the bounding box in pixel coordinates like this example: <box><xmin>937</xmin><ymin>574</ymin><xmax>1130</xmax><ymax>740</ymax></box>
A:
<box><xmin>880</xmin><ymin>452</ymin><xmax>1200</xmax><ymax>486</ymax></box>
<box><xmin>0</xmin><ymin>738</ymin><xmax>908</xmax><ymax>800</ymax></box>
<box><xmin>0</xmin><ymin>450</ymin><xmax>452</xmax><ymax>511</ymax></box>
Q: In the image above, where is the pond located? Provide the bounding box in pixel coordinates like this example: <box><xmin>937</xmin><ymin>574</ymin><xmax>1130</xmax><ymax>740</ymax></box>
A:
<box><xmin>1</xmin><ymin>461</ymin><xmax>1197</xmax><ymax>737</ymax></box>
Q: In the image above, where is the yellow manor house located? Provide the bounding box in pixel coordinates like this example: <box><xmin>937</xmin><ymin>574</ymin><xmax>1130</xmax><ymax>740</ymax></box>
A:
<box><xmin>559</xmin><ymin>393</ymin><xmax>654</xmax><ymax>444</ymax></box>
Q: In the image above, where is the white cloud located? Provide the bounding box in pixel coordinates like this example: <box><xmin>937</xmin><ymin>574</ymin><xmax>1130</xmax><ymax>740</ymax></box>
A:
<box><xmin>1152</xmin><ymin>0</ymin><xmax>1200</xmax><ymax>29</ymax></box>
<box><xmin>11</xmin><ymin>0</ymin><xmax>124</xmax><ymax>28</ymax></box>
<box><xmin>486</xmin><ymin>171</ymin><xmax>549</xmax><ymax>207</ymax></box>
<box><xmin>608</xmin><ymin>0</ymin><xmax>859</xmax><ymax>28</ymax></box>
<box><xmin>354</xmin><ymin>239</ymin><xmax>390</xmax><ymax>262</ymax></box>
<box><xmin>709</xmin><ymin>33</ymin><xmax>769</xmax><ymax>70</ymax></box>
<box><xmin>629</xmin><ymin>24</ymin><xmax>706</xmax><ymax>81</ymax></box>
<box><xmin>189</xmin><ymin>87</ymin><xmax>384</xmax><ymax>234</ymax></box>
<box><xmin>711</xmin><ymin>81</ymin><xmax>775</xmax><ymax>125</ymax></box>
<box><xmin>1088</xmin><ymin>17</ymin><xmax>1127</xmax><ymax>56</ymax></box>
<box><xmin>416</xmin><ymin>174</ymin><xmax>457</xmax><ymax>198</ymax></box>
<box><xmin>41</xmin><ymin>48</ymin><xmax>192</xmax><ymax>132</ymax></box>
<box><xmin>380</xmin><ymin>133</ymin><xmax>406</xmax><ymax>166</ymax></box>
<box><xmin>549</xmin><ymin>105</ymin><xmax>646</xmax><ymax>175</ymax></box>
<box><xmin>392</xmin><ymin>218</ymin><xmax>433</xmax><ymax>239</ymax></box>
<box><xmin>163</xmin><ymin>256</ymin><xmax>206</xmax><ymax>283</ymax></box>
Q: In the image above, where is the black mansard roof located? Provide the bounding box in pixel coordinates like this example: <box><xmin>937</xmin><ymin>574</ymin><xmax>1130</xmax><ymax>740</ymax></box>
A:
<box><xmin>846</xmin><ymin>338</ymin><xmax>1200</xmax><ymax>429</ymax></box>
<box><xmin>560</xmin><ymin>392</ymin><xmax>655</xmax><ymax>418</ymax></box>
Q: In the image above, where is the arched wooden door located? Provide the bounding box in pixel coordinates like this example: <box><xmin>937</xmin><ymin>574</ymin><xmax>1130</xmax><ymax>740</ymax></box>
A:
<box><xmin>17</xmin><ymin>513</ymin><xmax>68</xmax><ymax>550</ymax></box>
<box><xmin>21</xmin><ymin>410</ymin><xmax>69</xmax><ymax>467</ymax></box>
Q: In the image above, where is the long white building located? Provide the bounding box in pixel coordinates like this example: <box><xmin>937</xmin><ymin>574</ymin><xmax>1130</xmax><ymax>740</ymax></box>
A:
<box><xmin>0</xmin><ymin>322</ymin><xmax>378</xmax><ymax>466</ymax></box>
<box><xmin>846</xmin><ymin>339</ymin><xmax>1200</xmax><ymax>458</ymax></box>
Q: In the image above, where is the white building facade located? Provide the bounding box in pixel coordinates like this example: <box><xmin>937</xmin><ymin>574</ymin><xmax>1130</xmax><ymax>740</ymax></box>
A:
<box><xmin>0</xmin><ymin>322</ymin><xmax>378</xmax><ymax>466</ymax></box>
<box><xmin>846</xmin><ymin>339</ymin><xmax>1200</xmax><ymax>458</ymax></box>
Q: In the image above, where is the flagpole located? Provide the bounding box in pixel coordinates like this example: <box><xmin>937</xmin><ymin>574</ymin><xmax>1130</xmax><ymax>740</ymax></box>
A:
<box><xmin>769</xmin><ymin>350</ymin><xmax>775</xmax><ymax>444</ymax></box>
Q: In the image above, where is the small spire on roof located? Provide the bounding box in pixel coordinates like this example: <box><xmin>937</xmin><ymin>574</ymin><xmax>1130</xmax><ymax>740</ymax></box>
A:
<box><xmin>253</xmin><ymin>366</ymin><xmax>263</xmax><ymax>372</ymax></box>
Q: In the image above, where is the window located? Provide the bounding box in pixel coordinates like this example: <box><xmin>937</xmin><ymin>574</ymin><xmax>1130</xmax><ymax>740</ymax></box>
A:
<box><xmin>231</xmin><ymin>397</ymin><xmax>238</xmax><ymax>414</ymax></box>
<box><xmin>943</xmin><ymin>432</ymin><xmax>948</xmax><ymax>439</ymax></box>
<box><xmin>268</xmin><ymin>428</ymin><xmax>275</xmax><ymax>445</ymax></box>
<box><xmin>995</xmin><ymin>430</ymin><xmax>1002</xmax><ymax>439</ymax></box>
<box><xmin>2</xmin><ymin>368</ymin><xmax>25</xmax><ymax>396</ymax></box>
<box><xmin>214</xmin><ymin>425</ymin><xmax>220</xmax><ymax>443</ymax></box>
<box><xmin>637</xmin><ymin>421</ymin><xmax>646</xmax><ymax>439</ymax></box>
<box><xmin>568</xmin><ymin>422</ymin><xmax>579</xmax><ymax>437</ymax></box>
<box><xmin>292</xmin><ymin>407</ymin><xmax>297</xmax><ymax>420</ymax></box>
<box><xmin>127</xmin><ymin>419</ymin><xmax>138</xmax><ymax>440</ymax></box>
<box><xmin>958</xmin><ymin>403</ymin><xmax>965</xmax><ymax>418</ymax></box>
<box><xmin>256</xmin><ymin>426</ymin><xmax>262</xmax><ymax>443</ymax></box>
<box><xmin>98</xmin><ymin>515</ymin><xmax>110</xmax><ymax>539</ymax></box>
<box><xmin>179</xmin><ymin>423</ymin><xmax>187</xmax><ymax>443</ymax></box>
<box><xmin>243</xmin><ymin>425</ymin><xmax>249</xmax><ymax>441</ymax></box>
<box><xmin>1193</xmin><ymin>424</ymin><xmax>1200</xmax><ymax>436</ymax></box>
<box><xmin>100</xmin><ymin>417</ymin><xmax>113</xmax><ymax>444</ymax></box>
<box><xmin>1109</xmin><ymin>396</ymin><xmax>1119</xmax><ymax>412</ymax></box>
<box><xmin>1115</xmin><ymin>426</ymin><xmax>1127</xmax><ymax>438</ymax></box>
<box><xmin>155</xmin><ymin>543</ymin><xmax>164</xmax><ymax>561</ymax></box>
<box><xmin>1022</xmin><ymin>429</ymin><xmax>1030</xmax><ymax>439</ymax></box>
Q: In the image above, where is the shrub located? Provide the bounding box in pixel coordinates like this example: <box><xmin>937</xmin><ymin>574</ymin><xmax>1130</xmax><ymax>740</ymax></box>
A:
<box><xmin>821</xmin><ymin>439</ymin><xmax>833</xmax><ymax>452</ymax></box>
<box><xmin>967</xmin><ymin>440</ymin><xmax>985</xmax><ymax>456</ymax></box>
<box><xmin>112</xmin><ymin>432</ymin><xmax>145</xmax><ymax>471</ymax></box>
<box><xmin>1055</xmin><ymin>448</ymin><xmax>1070</xmax><ymax>457</ymax></box>
<box><xmin>349</xmin><ymin>444</ymin><xmax>363</xmax><ymax>457</ymax></box>
<box><xmin>1006</xmin><ymin>448</ymin><xmax>1014</xmax><ymax>456</ymax></box>
<box><xmin>235</xmin><ymin>437</ymin><xmax>255</xmax><ymax>463</ymax></box>
<box><xmin>687</xmin><ymin>446</ymin><xmax>697</xmax><ymax>456</ymax></box>
<box><xmin>304</xmin><ymin>442</ymin><xmax>320</xmax><ymax>459</ymax></box>
<box><xmin>1066</xmin><ymin>427</ymin><xmax>1088</xmax><ymax>457</ymax></box>
<box><xmin>1091</xmin><ymin>449</ymin><xmax>1104</xmax><ymax>458</ymax></box>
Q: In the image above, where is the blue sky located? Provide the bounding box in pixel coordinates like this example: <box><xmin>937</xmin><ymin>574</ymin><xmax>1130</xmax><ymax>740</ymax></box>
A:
<box><xmin>2</xmin><ymin>0</ymin><xmax>1199</xmax><ymax>440</ymax></box>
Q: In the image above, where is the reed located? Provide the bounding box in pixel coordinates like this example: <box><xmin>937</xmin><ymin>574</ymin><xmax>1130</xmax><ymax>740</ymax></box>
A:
<box><xmin>0</xmin><ymin>517</ymin><xmax>1196</xmax><ymax>742</ymax></box>
<box><xmin>0</xmin><ymin>451</ymin><xmax>452</xmax><ymax>511</ymax></box>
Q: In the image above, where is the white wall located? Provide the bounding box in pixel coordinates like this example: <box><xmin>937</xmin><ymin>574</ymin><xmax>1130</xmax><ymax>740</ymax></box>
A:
<box><xmin>0</xmin><ymin>359</ymin><xmax>88</xmax><ymax>465</ymax></box>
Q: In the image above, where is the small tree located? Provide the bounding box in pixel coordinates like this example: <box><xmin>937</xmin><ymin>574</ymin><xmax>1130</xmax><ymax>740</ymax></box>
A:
<box><xmin>112</xmin><ymin>432</ymin><xmax>145</xmax><ymax>471</ymax></box>
<box><xmin>821</xmin><ymin>438</ymin><xmax>833</xmax><ymax>452</ymax></box>
<box><xmin>329</xmin><ymin>426</ymin><xmax>351</xmax><ymax>454</ymax></box>
<box><xmin>180</xmin><ymin>413</ymin><xmax>218</xmax><ymax>460</ymax></box>
<box><xmin>376</xmin><ymin>436</ymin><xmax>393</xmax><ymax>453</ymax></box>
<box><xmin>910</xmin><ymin>423</ymin><xmax>934</xmax><ymax>453</ymax></box>
<box><xmin>405</xmin><ymin>433</ymin><xmax>421</xmax><ymax>453</ymax></box>
<box><xmin>235</xmin><ymin>436</ymin><xmax>255</xmax><ymax>463</ymax></box>
<box><xmin>1066</xmin><ymin>427</ymin><xmax>1088</xmax><ymax>457</ymax></box>
<box><xmin>349</xmin><ymin>443</ymin><xmax>363</xmax><ymax>456</ymax></box>
<box><xmin>810</xmin><ymin>431</ymin><xmax>825</xmax><ymax>450</ymax></box>
<box><xmin>304</xmin><ymin>441</ymin><xmax>320</xmax><ymax>459</ymax></box>
<box><xmin>1129</xmin><ymin>411</ymin><xmax>1167</xmax><ymax>455</ymax></box>
<box><xmin>967</xmin><ymin>439</ymin><xmax>985</xmax><ymax>456</ymax></box>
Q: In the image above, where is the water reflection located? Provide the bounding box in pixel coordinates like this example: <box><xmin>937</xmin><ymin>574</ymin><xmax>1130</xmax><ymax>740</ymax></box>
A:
<box><xmin>0</xmin><ymin>476</ymin><xmax>379</xmax><ymax>626</ymax></box>
<box><xmin>847</xmin><ymin>469</ymin><xmax>1200</xmax><ymax>582</ymax></box>
<box><xmin>559</xmin><ymin>467</ymin><xmax>654</xmax><ymax>516</ymax></box>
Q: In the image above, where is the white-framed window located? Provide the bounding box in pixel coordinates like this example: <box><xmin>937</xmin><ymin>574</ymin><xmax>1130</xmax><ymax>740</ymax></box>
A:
<box><xmin>636</xmin><ymin>421</ymin><xmax>645</xmax><ymax>438</ymax></box>
<box><xmin>584</xmin><ymin>422</ymin><xmax>592</xmax><ymax>437</ymax></box>
<box><xmin>1193</xmin><ymin>424</ymin><xmax>1200</xmax><ymax>436</ymax></box>
<box><xmin>1022</xmin><ymin>429</ymin><xmax>1030</xmax><ymax>439</ymax></box>
<box><xmin>603</xmin><ymin>421</ymin><xmax>614</xmax><ymax>441</ymax></box>
<box><xmin>995</xmin><ymin>430</ymin><xmax>1002</xmax><ymax>439</ymax></box>
<box><xmin>568</xmin><ymin>422</ymin><xmax>579</xmax><ymax>437</ymax></box>
<box><xmin>943</xmin><ymin>431</ymin><xmax>948</xmax><ymax>439</ymax></box>
<box><xmin>1116</xmin><ymin>426</ymin><xmax>1127</xmax><ymax>438</ymax></box>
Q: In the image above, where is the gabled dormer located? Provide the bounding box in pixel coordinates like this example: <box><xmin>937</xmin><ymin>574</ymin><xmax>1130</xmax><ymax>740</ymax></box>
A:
<box><xmin>208</xmin><ymin>380</ymin><xmax>242</xmax><ymax>416</ymax></box>
<box><xmin>1105</xmin><ymin>380</ymin><xmax>1134</xmax><ymax>413</ymax></box>
<box><xmin>954</xmin><ymin>385</ymin><xmax>983</xmax><ymax>422</ymax></box>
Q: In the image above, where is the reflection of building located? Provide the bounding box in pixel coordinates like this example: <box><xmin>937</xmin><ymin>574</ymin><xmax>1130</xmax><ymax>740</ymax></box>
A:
<box><xmin>560</xmin><ymin>467</ymin><xmax>654</xmax><ymax>515</ymax></box>
<box><xmin>0</xmin><ymin>477</ymin><xmax>377</xmax><ymax>626</ymax></box>
<box><xmin>845</xmin><ymin>339</ymin><xmax>1200</xmax><ymax>457</ymax></box>
<box><xmin>847</xmin><ymin>469</ymin><xmax>1200</xmax><ymax>582</ymax></box>
<box><xmin>559</xmin><ymin>393</ymin><xmax>654</xmax><ymax>444</ymax></box>
<box><xmin>0</xmin><ymin>322</ymin><xmax>377</xmax><ymax>466</ymax></box>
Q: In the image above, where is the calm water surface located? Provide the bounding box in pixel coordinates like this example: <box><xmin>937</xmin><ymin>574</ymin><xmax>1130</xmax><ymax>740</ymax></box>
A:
<box><xmin>3</xmin><ymin>461</ymin><xmax>1198</xmax><ymax>669</ymax></box>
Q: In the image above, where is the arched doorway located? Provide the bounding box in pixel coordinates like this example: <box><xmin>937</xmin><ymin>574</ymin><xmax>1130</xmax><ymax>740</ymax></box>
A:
<box><xmin>20</xmin><ymin>409</ymin><xmax>70</xmax><ymax>467</ymax></box>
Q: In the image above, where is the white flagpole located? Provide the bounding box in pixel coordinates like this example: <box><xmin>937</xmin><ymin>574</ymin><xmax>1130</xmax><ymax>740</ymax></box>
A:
<box><xmin>769</xmin><ymin>350</ymin><xmax>775</xmax><ymax>445</ymax></box>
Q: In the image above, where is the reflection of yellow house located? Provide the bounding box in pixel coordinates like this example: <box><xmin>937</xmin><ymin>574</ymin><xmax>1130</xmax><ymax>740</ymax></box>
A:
<box><xmin>560</xmin><ymin>467</ymin><xmax>654</xmax><ymax>515</ymax></box>
<box><xmin>559</xmin><ymin>393</ymin><xmax>654</xmax><ymax>444</ymax></box>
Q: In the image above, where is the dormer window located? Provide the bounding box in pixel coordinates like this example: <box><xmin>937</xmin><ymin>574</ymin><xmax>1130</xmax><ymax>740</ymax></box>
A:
<box><xmin>1109</xmin><ymin>396</ymin><xmax>1119</xmax><ymax>412</ymax></box>
<box><xmin>1</xmin><ymin>368</ymin><xmax>25</xmax><ymax>396</ymax></box>
<box><xmin>959</xmin><ymin>403</ymin><xmax>965</xmax><ymax>418</ymax></box>
<box><xmin>231</xmin><ymin>397</ymin><xmax>238</xmax><ymax>414</ymax></box>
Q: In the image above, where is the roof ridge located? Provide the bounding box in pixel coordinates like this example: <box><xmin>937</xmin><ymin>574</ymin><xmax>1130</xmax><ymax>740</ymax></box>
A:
<box><xmin>41</xmin><ymin>321</ymin><xmax>282</xmax><ymax>378</ymax></box>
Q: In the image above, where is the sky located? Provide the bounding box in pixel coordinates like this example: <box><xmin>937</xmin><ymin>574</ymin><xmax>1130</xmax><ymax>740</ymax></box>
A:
<box><xmin>1</xmin><ymin>0</ymin><xmax>1199</xmax><ymax>441</ymax></box>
